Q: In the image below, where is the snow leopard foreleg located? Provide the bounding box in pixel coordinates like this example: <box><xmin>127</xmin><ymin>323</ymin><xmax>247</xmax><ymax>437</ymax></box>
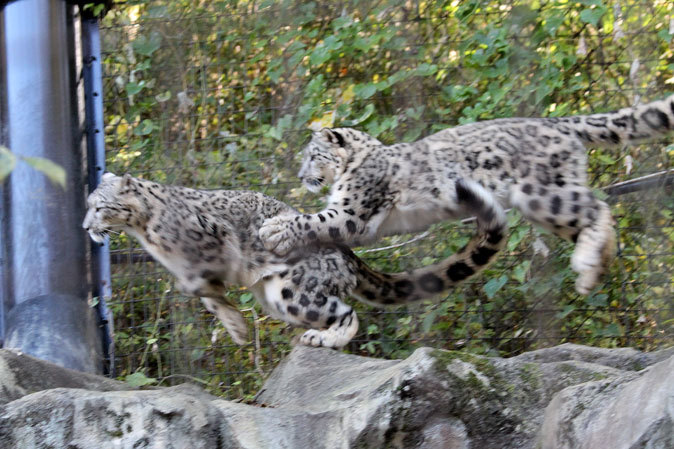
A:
<box><xmin>260</xmin><ymin>181</ymin><xmax>391</xmax><ymax>255</ymax></box>
<box><xmin>299</xmin><ymin>309</ymin><xmax>358</xmax><ymax>349</ymax></box>
<box><xmin>201</xmin><ymin>297</ymin><xmax>249</xmax><ymax>345</ymax></box>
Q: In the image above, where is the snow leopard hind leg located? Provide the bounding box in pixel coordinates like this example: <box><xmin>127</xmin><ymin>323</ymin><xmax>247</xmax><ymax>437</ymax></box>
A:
<box><xmin>253</xmin><ymin>245</ymin><xmax>361</xmax><ymax>349</ymax></box>
<box><xmin>510</xmin><ymin>182</ymin><xmax>616</xmax><ymax>295</ymax></box>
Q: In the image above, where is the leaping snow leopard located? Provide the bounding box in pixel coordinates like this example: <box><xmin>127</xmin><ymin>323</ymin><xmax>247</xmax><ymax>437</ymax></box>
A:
<box><xmin>259</xmin><ymin>95</ymin><xmax>674</xmax><ymax>294</ymax></box>
<box><xmin>84</xmin><ymin>173</ymin><xmax>506</xmax><ymax>348</ymax></box>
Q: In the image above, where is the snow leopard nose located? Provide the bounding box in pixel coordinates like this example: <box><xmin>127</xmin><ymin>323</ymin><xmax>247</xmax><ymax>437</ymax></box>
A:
<box><xmin>82</xmin><ymin>209</ymin><xmax>94</xmax><ymax>230</ymax></box>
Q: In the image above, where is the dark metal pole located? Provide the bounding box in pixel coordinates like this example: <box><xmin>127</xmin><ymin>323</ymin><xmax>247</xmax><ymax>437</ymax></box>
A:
<box><xmin>0</xmin><ymin>8</ymin><xmax>7</xmax><ymax>345</ymax></box>
<box><xmin>82</xmin><ymin>14</ymin><xmax>114</xmax><ymax>376</ymax></box>
<box><xmin>0</xmin><ymin>0</ymin><xmax>102</xmax><ymax>373</ymax></box>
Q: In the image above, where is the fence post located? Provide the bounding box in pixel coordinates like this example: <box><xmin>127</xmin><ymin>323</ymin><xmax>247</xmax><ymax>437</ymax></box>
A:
<box><xmin>0</xmin><ymin>0</ymin><xmax>102</xmax><ymax>373</ymax></box>
<box><xmin>81</xmin><ymin>13</ymin><xmax>115</xmax><ymax>376</ymax></box>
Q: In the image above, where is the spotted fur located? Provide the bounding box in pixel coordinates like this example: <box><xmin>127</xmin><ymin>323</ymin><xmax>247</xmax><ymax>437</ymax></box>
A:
<box><xmin>259</xmin><ymin>95</ymin><xmax>674</xmax><ymax>294</ymax></box>
<box><xmin>84</xmin><ymin>173</ymin><xmax>506</xmax><ymax>348</ymax></box>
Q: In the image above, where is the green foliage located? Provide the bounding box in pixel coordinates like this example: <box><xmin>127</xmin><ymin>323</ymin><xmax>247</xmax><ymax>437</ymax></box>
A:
<box><xmin>0</xmin><ymin>146</ymin><xmax>17</xmax><ymax>180</ymax></box>
<box><xmin>83</xmin><ymin>2</ymin><xmax>109</xmax><ymax>18</ymax></box>
<box><xmin>99</xmin><ymin>0</ymin><xmax>673</xmax><ymax>399</ymax></box>
<box><xmin>125</xmin><ymin>371</ymin><xmax>157</xmax><ymax>388</ymax></box>
<box><xmin>21</xmin><ymin>157</ymin><xmax>67</xmax><ymax>188</ymax></box>
<box><xmin>0</xmin><ymin>145</ymin><xmax>66</xmax><ymax>188</ymax></box>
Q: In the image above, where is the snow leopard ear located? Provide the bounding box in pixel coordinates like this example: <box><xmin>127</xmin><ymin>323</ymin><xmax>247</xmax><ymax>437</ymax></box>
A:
<box><xmin>121</xmin><ymin>173</ymin><xmax>135</xmax><ymax>188</ymax></box>
<box><xmin>319</xmin><ymin>128</ymin><xmax>346</xmax><ymax>147</ymax></box>
<box><xmin>102</xmin><ymin>172</ymin><xmax>117</xmax><ymax>181</ymax></box>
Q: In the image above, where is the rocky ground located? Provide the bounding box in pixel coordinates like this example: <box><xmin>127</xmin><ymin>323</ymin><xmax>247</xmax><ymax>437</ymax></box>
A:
<box><xmin>0</xmin><ymin>343</ymin><xmax>671</xmax><ymax>448</ymax></box>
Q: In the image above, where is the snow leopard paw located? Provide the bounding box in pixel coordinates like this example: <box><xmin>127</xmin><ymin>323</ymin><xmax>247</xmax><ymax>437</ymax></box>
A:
<box><xmin>259</xmin><ymin>216</ymin><xmax>300</xmax><ymax>255</ymax></box>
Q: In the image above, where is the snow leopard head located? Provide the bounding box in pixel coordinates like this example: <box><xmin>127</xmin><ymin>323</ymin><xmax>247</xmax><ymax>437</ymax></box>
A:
<box><xmin>298</xmin><ymin>127</ymin><xmax>382</xmax><ymax>193</ymax></box>
<box><xmin>83</xmin><ymin>172</ymin><xmax>145</xmax><ymax>243</ymax></box>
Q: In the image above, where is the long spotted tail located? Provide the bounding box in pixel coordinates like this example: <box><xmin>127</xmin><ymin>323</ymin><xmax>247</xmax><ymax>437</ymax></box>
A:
<box><xmin>556</xmin><ymin>94</ymin><xmax>674</xmax><ymax>148</ymax></box>
<box><xmin>352</xmin><ymin>179</ymin><xmax>507</xmax><ymax>306</ymax></box>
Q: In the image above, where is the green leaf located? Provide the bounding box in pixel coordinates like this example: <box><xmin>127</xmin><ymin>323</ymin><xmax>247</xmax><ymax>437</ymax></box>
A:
<box><xmin>555</xmin><ymin>304</ymin><xmax>576</xmax><ymax>319</ymax></box>
<box><xmin>191</xmin><ymin>348</ymin><xmax>205</xmax><ymax>361</ymax></box>
<box><xmin>601</xmin><ymin>323</ymin><xmax>623</xmax><ymax>337</ymax></box>
<box><xmin>422</xmin><ymin>309</ymin><xmax>438</xmax><ymax>333</ymax></box>
<box><xmin>507</xmin><ymin>224</ymin><xmax>530</xmax><ymax>251</ymax></box>
<box><xmin>354</xmin><ymin>36</ymin><xmax>374</xmax><ymax>52</ymax></box>
<box><xmin>22</xmin><ymin>156</ymin><xmax>66</xmax><ymax>189</ymax></box>
<box><xmin>146</xmin><ymin>5</ymin><xmax>168</xmax><ymax>19</ymax></box>
<box><xmin>586</xmin><ymin>293</ymin><xmax>608</xmax><ymax>307</ymax></box>
<box><xmin>125</xmin><ymin>372</ymin><xmax>157</xmax><ymax>387</ymax></box>
<box><xmin>125</xmin><ymin>82</ymin><xmax>144</xmax><ymax>96</ymax></box>
<box><xmin>354</xmin><ymin>83</ymin><xmax>377</xmax><ymax>100</ymax></box>
<box><xmin>593</xmin><ymin>188</ymin><xmax>608</xmax><ymax>201</ymax></box>
<box><xmin>404</xmin><ymin>107</ymin><xmax>424</xmax><ymax>121</ymax></box>
<box><xmin>342</xmin><ymin>104</ymin><xmax>375</xmax><ymax>126</ymax></box>
<box><xmin>331</xmin><ymin>16</ymin><xmax>352</xmax><ymax>30</ymax></box>
<box><xmin>323</xmin><ymin>35</ymin><xmax>343</xmax><ymax>52</ymax></box>
<box><xmin>596</xmin><ymin>153</ymin><xmax>615</xmax><ymax>165</ymax></box>
<box><xmin>267</xmin><ymin>114</ymin><xmax>293</xmax><ymax>141</ymax></box>
<box><xmin>132</xmin><ymin>33</ymin><xmax>162</xmax><ymax>57</ymax></box>
<box><xmin>414</xmin><ymin>63</ymin><xmax>438</xmax><ymax>77</ymax></box>
<box><xmin>240</xmin><ymin>292</ymin><xmax>253</xmax><ymax>304</ymax></box>
<box><xmin>310</xmin><ymin>44</ymin><xmax>331</xmax><ymax>66</ymax></box>
<box><xmin>134</xmin><ymin>119</ymin><xmax>154</xmax><ymax>136</ymax></box>
<box><xmin>84</xmin><ymin>2</ymin><xmax>106</xmax><ymax>16</ymax></box>
<box><xmin>579</xmin><ymin>7</ymin><xmax>606</xmax><ymax>27</ymax></box>
<box><xmin>658</xmin><ymin>28</ymin><xmax>673</xmax><ymax>43</ymax></box>
<box><xmin>512</xmin><ymin>260</ymin><xmax>531</xmax><ymax>284</ymax></box>
<box><xmin>402</xmin><ymin>126</ymin><xmax>423</xmax><ymax>142</ymax></box>
<box><xmin>0</xmin><ymin>146</ymin><xmax>17</xmax><ymax>181</ymax></box>
<box><xmin>155</xmin><ymin>91</ymin><xmax>171</xmax><ymax>102</ymax></box>
<box><xmin>484</xmin><ymin>275</ymin><xmax>508</xmax><ymax>299</ymax></box>
<box><xmin>267</xmin><ymin>67</ymin><xmax>283</xmax><ymax>83</ymax></box>
<box><xmin>146</xmin><ymin>338</ymin><xmax>158</xmax><ymax>345</ymax></box>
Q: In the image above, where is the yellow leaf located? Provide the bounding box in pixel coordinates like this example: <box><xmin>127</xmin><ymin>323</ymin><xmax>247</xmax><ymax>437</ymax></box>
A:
<box><xmin>341</xmin><ymin>85</ymin><xmax>355</xmax><ymax>103</ymax></box>
<box><xmin>22</xmin><ymin>156</ymin><xmax>66</xmax><ymax>189</ymax></box>
<box><xmin>308</xmin><ymin>111</ymin><xmax>335</xmax><ymax>131</ymax></box>
<box><xmin>0</xmin><ymin>146</ymin><xmax>17</xmax><ymax>181</ymax></box>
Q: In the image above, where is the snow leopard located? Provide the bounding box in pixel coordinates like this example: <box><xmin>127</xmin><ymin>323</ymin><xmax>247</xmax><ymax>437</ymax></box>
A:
<box><xmin>259</xmin><ymin>94</ymin><xmax>674</xmax><ymax>294</ymax></box>
<box><xmin>83</xmin><ymin>173</ymin><xmax>506</xmax><ymax>348</ymax></box>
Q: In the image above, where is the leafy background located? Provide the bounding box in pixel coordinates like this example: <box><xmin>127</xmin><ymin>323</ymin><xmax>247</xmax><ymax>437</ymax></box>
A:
<box><xmin>98</xmin><ymin>0</ymin><xmax>673</xmax><ymax>398</ymax></box>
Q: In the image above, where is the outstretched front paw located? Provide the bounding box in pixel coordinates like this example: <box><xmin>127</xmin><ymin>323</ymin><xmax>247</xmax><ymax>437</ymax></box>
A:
<box><xmin>259</xmin><ymin>216</ymin><xmax>300</xmax><ymax>255</ymax></box>
<box><xmin>299</xmin><ymin>329</ymin><xmax>339</xmax><ymax>349</ymax></box>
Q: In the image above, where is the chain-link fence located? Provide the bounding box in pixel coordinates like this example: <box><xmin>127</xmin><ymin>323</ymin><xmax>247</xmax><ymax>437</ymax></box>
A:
<box><xmin>98</xmin><ymin>0</ymin><xmax>673</xmax><ymax>398</ymax></box>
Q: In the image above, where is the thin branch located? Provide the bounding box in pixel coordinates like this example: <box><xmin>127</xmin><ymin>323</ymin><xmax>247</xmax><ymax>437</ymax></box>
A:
<box><xmin>243</xmin><ymin>307</ymin><xmax>266</xmax><ymax>378</ymax></box>
<box><xmin>157</xmin><ymin>373</ymin><xmax>211</xmax><ymax>386</ymax></box>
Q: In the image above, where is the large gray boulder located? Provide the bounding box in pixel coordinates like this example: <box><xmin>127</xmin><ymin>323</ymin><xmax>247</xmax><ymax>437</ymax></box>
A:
<box><xmin>255</xmin><ymin>344</ymin><xmax>667</xmax><ymax>448</ymax></box>
<box><xmin>0</xmin><ymin>349</ymin><xmax>127</xmax><ymax>406</ymax></box>
<box><xmin>0</xmin><ymin>344</ymin><xmax>671</xmax><ymax>448</ymax></box>
<box><xmin>538</xmin><ymin>353</ymin><xmax>673</xmax><ymax>449</ymax></box>
<box><xmin>0</xmin><ymin>384</ymin><xmax>240</xmax><ymax>449</ymax></box>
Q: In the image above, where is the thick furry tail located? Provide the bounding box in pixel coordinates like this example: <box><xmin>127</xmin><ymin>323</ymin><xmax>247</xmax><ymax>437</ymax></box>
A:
<box><xmin>352</xmin><ymin>179</ymin><xmax>507</xmax><ymax>306</ymax></box>
<box><xmin>555</xmin><ymin>94</ymin><xmax>674</xmax><ymax>148</ymax></box>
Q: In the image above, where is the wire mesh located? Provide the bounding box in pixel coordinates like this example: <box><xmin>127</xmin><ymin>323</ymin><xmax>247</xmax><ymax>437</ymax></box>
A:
<box><xmin>98</xmin><ymin>0</ymin><xmax>673</xmax><ymax>398</ymax></box>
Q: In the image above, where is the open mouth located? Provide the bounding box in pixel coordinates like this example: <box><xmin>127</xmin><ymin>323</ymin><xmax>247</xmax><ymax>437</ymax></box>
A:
<box><xmin>88</xmin><ymin>231</ymin><xmax>107</xmax><ymax>244</ymax></box>
<box><xmin>306</xmin><ymin>177</ymin><xmax>324</xmax><ymax>186</ymax></box>
<box><xmin>303</xmin><ymin>177</ymin><xmax>324</xmax><ymax>192</ymax></box>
